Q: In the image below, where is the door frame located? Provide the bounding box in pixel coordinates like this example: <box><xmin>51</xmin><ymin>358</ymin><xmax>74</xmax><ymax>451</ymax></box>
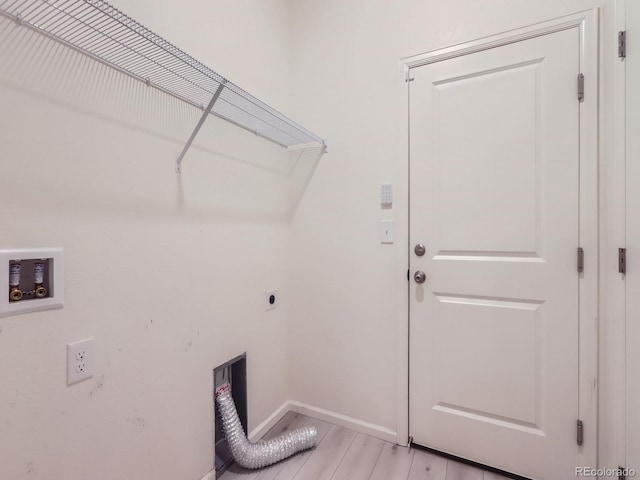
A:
<box><xmin>626</xmin><ymin>0</ymin><xmax>640</xmax><ymax>472</ymax></box>
<box><xmin>398</xmin><ymin>9</ymin><xmax>599</xmax><ymax>471</ymax></box>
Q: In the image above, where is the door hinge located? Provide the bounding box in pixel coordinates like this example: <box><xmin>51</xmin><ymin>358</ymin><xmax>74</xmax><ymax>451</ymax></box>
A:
<box><xmin>577</xmin><ymin>419</ymin><xmax>584</xmax><ymax>446</ymax></box>
<box><xmin>619</xmin><ymin>248</ymin><xmax>627</xmax><ymax>274</ymax></box>
<box><xmin>577</xmin><ymin>73</ymin><xmax>585</xmax><ymax>101</ymax></box>
<box><xmin>619</xmin><ymin>31</ymin><xmax>627</xmax><ymax>59</ymax></box>
<box><xmin>407</xmin><ymin>269</ymin><xmax>410</xmax><ymax>281</ymax></box>
<box><xmin>577</xmin><ymin>247</ymin><xmax>584</xmax><ymax>273</ymax></box>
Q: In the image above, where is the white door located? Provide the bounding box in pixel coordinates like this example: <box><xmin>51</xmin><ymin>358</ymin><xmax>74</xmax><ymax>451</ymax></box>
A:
<box><xmin>409</xmin><ymin>28</ymin><xmax>582</xmax><ymax>479</ymax></box>
<box><xmin>627</xmin><ymin>0</ymin><xmax>640</xmax><ymax>472</ymax></box>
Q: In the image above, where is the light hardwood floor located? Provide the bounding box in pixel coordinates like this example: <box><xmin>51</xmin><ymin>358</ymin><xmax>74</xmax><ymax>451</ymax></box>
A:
<box><xmin>219</xmin><ymin>412</ymin><xmax>512</xmax><ymax>480</ymax></box>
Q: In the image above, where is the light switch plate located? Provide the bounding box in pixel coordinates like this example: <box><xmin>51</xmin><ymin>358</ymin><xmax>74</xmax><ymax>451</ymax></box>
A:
<box><xmin>380</xmin><ymin>220</ymin><xmax>395</xmax><ymax>244</ymax></box>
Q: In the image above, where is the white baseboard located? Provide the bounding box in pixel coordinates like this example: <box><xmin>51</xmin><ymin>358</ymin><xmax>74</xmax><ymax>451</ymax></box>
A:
<box><xmin>247</xmin><ymin>400</ymin><xmax>291</xmax><ymax>442</ymax></box>
<box><xmin>198</xmin><ymin>469</ymin><xmax>216</xmax><ymax>480</ymax></box>
<box><xmin>214</xmin><ymin>398</ymin><xmax>398</xmax><ymax>478</ymax></box>
<box><xmin>247</xmin><ymin>400</ymin><xmax>399</xmax><ymax>443</ymax></box>
<box><xmin>288</xmin><ymin>400</ymin><xmax>398</xmax><ymax>444</ymax></box>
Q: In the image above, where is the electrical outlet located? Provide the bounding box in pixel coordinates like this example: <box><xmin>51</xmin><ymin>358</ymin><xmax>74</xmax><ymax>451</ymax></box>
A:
<box><xmin>67</xmin><ymin>338</ymin><xmax>94</xmax><ymax>385</ymax></box>
<box><xmin>265</xmin><ymin>289</ymin><xmax>278</xmax><ymax>310</ymax></box>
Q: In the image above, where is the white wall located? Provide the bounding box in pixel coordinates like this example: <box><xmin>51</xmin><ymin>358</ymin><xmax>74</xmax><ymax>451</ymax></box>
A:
<box><xmin>287</xmin><ymin>0</ymin><xmax>625</xmax><ymax>470</ymax></box>
<box><xmin>0</xmin><ymin>1</ymin><xmax>296</xmax><ymax>479</ymax></box>
<box><xmin>0</xmin><ymin>1</ymin><xmax>629</xmax><ymax>477</ymax></box>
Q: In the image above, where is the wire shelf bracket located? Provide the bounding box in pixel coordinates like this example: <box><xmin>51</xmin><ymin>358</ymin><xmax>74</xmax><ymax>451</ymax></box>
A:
<box><xmin>175</xmin><ymin>82</ymin><xmax>225</xmax><ymax>174</ymax></box>
<box><xmin>0</xmin><ymin>0</ymin><xmax>327</xmax><ymax>173</ymax></box>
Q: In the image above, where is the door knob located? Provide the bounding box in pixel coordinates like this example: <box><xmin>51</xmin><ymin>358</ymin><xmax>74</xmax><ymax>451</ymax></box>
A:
<box><xmin>414</xmin><ymin>244</ymin><xmax>426</xmax><ymax>256</ymax></box>
<box><xmin>414</xmin><ymin>271</ymin><xmax>426</xmax><ymax>284</ymax></box>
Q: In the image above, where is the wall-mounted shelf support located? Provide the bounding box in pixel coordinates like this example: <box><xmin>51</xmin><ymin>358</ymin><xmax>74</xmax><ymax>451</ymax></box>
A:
<box><xmin>0</xmin><ymin>0</ymin><xmax>327</xmax><ymax>169</ymax></box>
<box><xmin>176</xmin><ymin>82</ymin><xmax>226</xmax><ymax>174</ymax></box>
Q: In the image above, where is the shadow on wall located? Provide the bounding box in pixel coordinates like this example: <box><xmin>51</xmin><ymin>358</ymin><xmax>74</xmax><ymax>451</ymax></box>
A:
<box><xmin>0</xmin><ymin>17</ymin><xmax>322</xmax><ymax>223</ymax></box>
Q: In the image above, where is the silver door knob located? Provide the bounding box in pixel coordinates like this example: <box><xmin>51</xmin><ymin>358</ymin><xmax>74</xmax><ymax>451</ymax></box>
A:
<box><xmin>414</xmin><ymin>271</ymin><xmax>426</xmax><ymax>284</ymax></box>
<box><xmin>414</xmin><ymin>244</ymin><xmax>426</xmax><ymax>256</ymax></box>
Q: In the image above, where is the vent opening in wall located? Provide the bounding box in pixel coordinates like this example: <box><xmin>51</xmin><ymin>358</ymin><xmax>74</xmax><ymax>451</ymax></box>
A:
<box><xmin>214</xmin><ymin>354</ymin><xmax>247</xmax><ymax>475</ymax></box>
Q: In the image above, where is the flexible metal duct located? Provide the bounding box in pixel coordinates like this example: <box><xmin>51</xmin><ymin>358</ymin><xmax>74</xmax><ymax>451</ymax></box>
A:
<box><xmin>215</xmin><ymin>383</ymin><xmax>317</xmax><ymax>469</ymax></box>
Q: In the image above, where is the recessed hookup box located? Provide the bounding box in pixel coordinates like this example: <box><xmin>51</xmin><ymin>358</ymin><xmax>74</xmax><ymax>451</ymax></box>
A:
<box><xmin>0</xmin><ymin>248</ymin><xmax>64</xmax><ymax>317</ymax></box>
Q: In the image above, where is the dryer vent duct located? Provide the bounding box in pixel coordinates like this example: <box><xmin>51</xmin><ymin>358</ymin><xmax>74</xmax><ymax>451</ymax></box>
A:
<box><xmin>215</xmin><ymin>384</ymin><xmax>317</xmax><ymax>469</ymax></box>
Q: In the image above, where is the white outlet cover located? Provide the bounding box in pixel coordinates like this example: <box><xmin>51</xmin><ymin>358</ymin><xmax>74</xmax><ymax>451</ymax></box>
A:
<box><xmin>67</xmin><ymin>338</ymin><xmax>94</xmax><ymax>385</ymax></box>
<box><xmin>265</xmin><ymin>289</ymin><xmax>278</xmax><ymax>310</ymax></box>
<box><xmin>0</xmin><ymin>248</ymin><xmax>64</xmax><ymax>318</ymax></box>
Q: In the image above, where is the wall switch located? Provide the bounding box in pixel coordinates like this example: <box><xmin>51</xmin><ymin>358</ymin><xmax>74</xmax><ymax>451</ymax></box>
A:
<box><xmin>265</xmin><ymin>289</ymin><xmax>278</xmax><ymax>310</ymax></box>
<box><xmin>380</xmin><ymin>220</ymin><xmax>395</xmax><ymax>244</ymax></box>
<box><xmin>67</xmin><ymin>338</ymin><xmax>94</xmax><ymax>385</ymax></box>
<box><xmin>381</xmin><ymin>183</ymin><xmax>393</xmax><ymax>208</ymax></box>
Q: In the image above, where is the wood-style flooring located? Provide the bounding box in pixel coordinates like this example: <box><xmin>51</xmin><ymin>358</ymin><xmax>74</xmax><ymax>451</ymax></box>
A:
<box><xmin>219</xmin><ymin>412</ymin><xmax>512</xmax><ymax>480</ymax></box>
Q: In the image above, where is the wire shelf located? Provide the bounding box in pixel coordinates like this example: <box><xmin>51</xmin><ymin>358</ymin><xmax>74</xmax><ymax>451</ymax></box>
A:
<box><xmin>0</xmin><ymin>0</ymin><xmax>326</xmax><ymax>152</ymax></box>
